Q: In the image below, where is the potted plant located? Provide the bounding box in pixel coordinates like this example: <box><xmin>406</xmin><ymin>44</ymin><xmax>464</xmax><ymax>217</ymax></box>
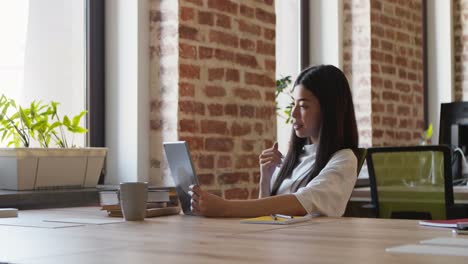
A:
<box><xmin>0</xmin><ymin>95</ymin><xmax>107</xmax><ymax>190</ymax></box>
<box><xmin>276</xmin><ymin>76</ymin><xmax>293</xmax><ymax>123</ymax></box>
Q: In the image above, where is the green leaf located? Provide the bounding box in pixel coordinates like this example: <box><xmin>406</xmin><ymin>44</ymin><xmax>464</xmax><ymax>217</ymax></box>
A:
<box><xmin>30</xmin><ymin>102</ymin><xmax>36</xmax><ymax>116</ymax></box>
<box><xmin>51</xmin><ymin>101</ymin><xmax>59</xmax><ymax>112</ymax></box>
<box><xmin>424</xmin><ymin>123</ymin><xmax>433</xmax><ymax>140</ymax></box>
<box><xmin>19</xmin><ymin>107</ymin><xmax>32</xmax><ymax>128</ymax></box>
<box><xmin>72</xmin><ymin>111</ymin><xmax>87</xmax><ymax>127</ymax></box>
<box><xmin>63</xmin><ymin>115</ymin><xmax>71</xmax><ymax>127</ymax></box>
<box><xmin>275</xmin><ymin>76</ymin><xmax>294</xmax><ymax>124</ymax></box>
<box><xmin>9</xmin><ymin>99</ymin><xmax>16</xmax><ymax>108</ymax></box>
<box><xmin>276</xmin><ymin>76</ymin><xmax>292</xmax><ymax>93</ymax></box>
<box><xmin>31</xmin><ymin>119</ymin><xmax>47</xmax><ymax>131</ymax></box>
<box><xmin>1</xmin><ymin>130</ymin><xmax>8</xmax><ymax>142</ymax></box>
<box><xmin>40</xmin><ymin>109</ymin><xmax>54</xmax><ymax>116</ymax></box>
<box><xmin>45</xmin><ymin>135</ymin><xmax>51</xmax><ymax>147</ymax></box>
<box><xmin>10</xmin><ymin>112</ymin><xmax>19</xmax><ymax>120</ymax></box>
<box><xmin>48</xmin><ymin>121</ymin><xmax>61</xmax><ymax>132</ymax></box>
<box><xmin>1</xmin><ymin>102</ymin><xmax>10</xmax><ymax>119</ymax></box>
<box><xmin>69</xmin><ymin>126</ymin><xmax>88</xmax><ymax>134</ymax></box>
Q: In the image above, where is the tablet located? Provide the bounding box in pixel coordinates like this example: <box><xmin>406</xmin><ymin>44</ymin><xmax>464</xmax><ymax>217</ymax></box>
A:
<box><xmin>163</xmin><ymin>141</ymin><xmax>199</xmax><ymax>215</ymax></box>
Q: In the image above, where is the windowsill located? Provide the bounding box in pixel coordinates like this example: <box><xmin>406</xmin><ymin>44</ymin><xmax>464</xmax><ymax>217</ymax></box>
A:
<box><xmin>0</xmin><ymin>188</ymin><xmax>99</xmax><ymax>209</ymax></box>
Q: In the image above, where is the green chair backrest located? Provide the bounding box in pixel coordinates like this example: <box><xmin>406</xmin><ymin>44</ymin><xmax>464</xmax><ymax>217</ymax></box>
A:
<box><xmin>366</xmin><ymin>145</ymin><xmax>454</xmax><ymax>220</ymax></box>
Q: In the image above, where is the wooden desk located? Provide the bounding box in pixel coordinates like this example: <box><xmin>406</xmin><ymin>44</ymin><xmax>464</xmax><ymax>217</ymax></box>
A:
<box><xmin>0</xmin><ymin>207</ymin><xmax>467</xmax><ymax>263</ymax></box>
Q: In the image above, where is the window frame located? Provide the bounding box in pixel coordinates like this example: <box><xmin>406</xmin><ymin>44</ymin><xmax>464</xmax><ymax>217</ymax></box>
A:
<box><xmin>86</xmin><ymin>0</ymin><xmax>106</xmax><ymax>184</ymax></box>
<box><xmin>422</xmin><ymin>0</ymin><xmax>428</xmax><ymax>127</ymax></box>
<box><xmin>86</xmin><ymin>0</ymin><xmax>105</xmax><ymax>149</ymax></box>
<box><xmin>300</xmin><ymin>0</ymin><xmax>309</xmax><ymax>70</ymax></box>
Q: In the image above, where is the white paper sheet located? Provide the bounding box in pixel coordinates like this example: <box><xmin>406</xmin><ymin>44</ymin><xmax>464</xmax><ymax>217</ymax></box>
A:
<box><xmin>386</xmin><ymin>244</ymin><xmax>468</xmax><ymax>257</ymax></box>
<box><xmin>43</xmin><ymin>217</ymin><xmax>124</xmax><ymax>225</ymax></box>
<box><xmin>420</xmin><ymin>237</ymin><xmax>468</xmax><ymax>247</ymax></box>
<box><xmin>0</xmin><ymin>218</ymin><xmax>82</xmax><ymax>228</ymax></box>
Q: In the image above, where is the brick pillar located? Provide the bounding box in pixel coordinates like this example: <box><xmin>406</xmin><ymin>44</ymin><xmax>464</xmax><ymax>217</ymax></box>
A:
<box><xmin>149</xmin><ymin>0</ymin><xmax>180</xmax><ymax>185</ymax></box>
<box><xmin>343</xmin><ymin>0</ymin><xmax>372</xmax><ymax>147</ymax></box>
<box><xmin>344</xmin><ymin>0</ymin><xmax>424</xmax><ymax>146</ymax></box>
<box><xmin>454</xmin><ymin>0</ymin><xmax>468</xmax><ymax>101</ymax></box>
<box><xmin>176</xmin><ymin>0</ymin><xmax>276</xmax><ymax>199</ymax></box>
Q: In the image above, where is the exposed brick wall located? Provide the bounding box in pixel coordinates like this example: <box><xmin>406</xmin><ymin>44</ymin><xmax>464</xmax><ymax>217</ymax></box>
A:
<box><xmin>454</xmin><ymin>0</ymin><xmax>468</xmax><ymax>101</ymax></box>
<box><xmin>343</xmin><ymin>0</ymin><xmax>372</xmax><ymax>148</ymax></box>
<box><xmin>177</xmin><ymin>0</ymin><xmax>276</xmax><ymax>199</ymax></box>
<box><xmin>370</xmin><ymin>0</ymin><xmax>424</xmax><ymax>146</ymax></box>
<box><xmin>343</xmin><ymin>0</ymin><xmax>424</xmax><ymax>147</ymax></box>
<box><xmin>149</xmin><ymin>0</ymin><xmax>180</xmax><ymax>185</ymax></box>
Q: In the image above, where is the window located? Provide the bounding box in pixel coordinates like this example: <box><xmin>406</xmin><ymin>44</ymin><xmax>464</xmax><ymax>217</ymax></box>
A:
<box><xmin>275</xmin><ymin>0</ymin><xmax>301</xmax><ymax>153</ymax></box>
<box><xmin>0</xmin><ymin>0</ymin><xmax>104</xmax><ymax>148</ymax></box>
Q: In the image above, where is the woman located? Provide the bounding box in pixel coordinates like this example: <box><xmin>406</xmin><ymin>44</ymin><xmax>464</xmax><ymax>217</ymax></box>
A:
<box><xmin>189</xmin><ymin>65</ymin><xmax>359</xmax><ymax>217</ymax></box>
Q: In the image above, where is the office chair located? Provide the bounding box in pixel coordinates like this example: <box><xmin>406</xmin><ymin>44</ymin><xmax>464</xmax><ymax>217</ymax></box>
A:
<box><xmin>366</xmin><ymin>145</ymin><xmax>467</xmax><ymax>220</ymax></box>
<box><xmin>343</xmin><ymin>148</ymin><xmax>367</xmax><ymax>215</ymax></box>
<box><xmin>356</xmin><ymin>148</ymin><xmax>367</xmax><ymax>176</ymax></box>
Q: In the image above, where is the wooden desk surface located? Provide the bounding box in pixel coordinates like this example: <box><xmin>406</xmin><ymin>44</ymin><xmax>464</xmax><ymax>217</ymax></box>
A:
<box><xmin>351</xmin><ymin>185</ymin><xmax>468</xmax><ymax>203</ymax></box>
<box><xmin>0</xmin><ymin>207</ymin><xmax>467</xmax><ymax>263</ymax></box>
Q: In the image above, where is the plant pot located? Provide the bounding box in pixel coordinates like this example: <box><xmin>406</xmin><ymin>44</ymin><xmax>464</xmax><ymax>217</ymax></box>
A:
<box><xmin>0</xmin><ymin>148</ymin><xmax>107</xmax><ymax>190</ymax></box>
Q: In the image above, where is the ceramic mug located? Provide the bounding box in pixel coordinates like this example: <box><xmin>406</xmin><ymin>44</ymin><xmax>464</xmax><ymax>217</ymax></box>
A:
<box><xmin>119</xmin><ymin>182</ymin><xmax>148</xmax><ymax>221</ymax></box>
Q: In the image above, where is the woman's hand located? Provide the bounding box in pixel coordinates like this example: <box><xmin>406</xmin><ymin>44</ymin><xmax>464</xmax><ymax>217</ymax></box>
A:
<box><xmin>189</xmin><ymin>185</ymin><xmax>227</xmax><ymax>217</ymax></box>
<box><xmin>259</xmin><ymin>142</ymin><xmax>283</xmax><ymax>180</ymax></box>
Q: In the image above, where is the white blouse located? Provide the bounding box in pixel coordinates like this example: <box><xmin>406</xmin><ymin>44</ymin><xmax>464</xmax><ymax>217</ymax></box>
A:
<box><xmin>270</xmin><ymin>144</ymin><xmax>357</xmax><ymax>217</ymax></box>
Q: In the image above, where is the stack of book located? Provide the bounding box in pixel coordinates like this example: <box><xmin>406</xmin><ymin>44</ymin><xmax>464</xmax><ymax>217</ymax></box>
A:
<box><xmin>99</xmin><ymin>186</ymin><xmax>180</xmax><ymax>217</ymax></box>
<box><xmin>418</xmin><ymin>218</ymin><xmax>468</xmax><ymax>228</ymax></box>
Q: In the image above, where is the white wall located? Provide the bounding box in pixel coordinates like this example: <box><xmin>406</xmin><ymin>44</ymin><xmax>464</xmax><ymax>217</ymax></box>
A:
<box><xmin>105</xmin><ymin>0</ymin><xmax>150</xmax><ymax>184</ymax></box>
<box><xmin>427</xmin><ymin>0</ymin><xmax>454</xmax><ymax>144</ymax></box>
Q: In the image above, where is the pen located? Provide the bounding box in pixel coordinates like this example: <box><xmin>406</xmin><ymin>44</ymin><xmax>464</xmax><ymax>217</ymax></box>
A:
<box><xmin>456</xmin><ymin>222</ymin><xmax>468</xmax><ymax>230</ymax></box>
<box><xmin>453</xmin><ymin>229</ymin><xmax>468</xmax><ymax>235</ymax></box>
<box><xmin>271</xmin><ymin>214</ymin><xmax>294</xmax><ymax>220</ymax></box>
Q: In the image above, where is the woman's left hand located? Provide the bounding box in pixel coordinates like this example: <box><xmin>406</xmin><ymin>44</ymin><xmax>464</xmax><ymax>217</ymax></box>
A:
<box><xmin>189</xmin><ymin>185</ymin><xmax>227</xmax><ymax>217</ymax></box>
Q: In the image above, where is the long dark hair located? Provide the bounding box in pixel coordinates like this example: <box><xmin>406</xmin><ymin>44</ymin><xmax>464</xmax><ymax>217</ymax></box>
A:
<box><xmin>271</xmin><ymin>65</ymin><xmax>358</xmax><ymax>195</ymax></box>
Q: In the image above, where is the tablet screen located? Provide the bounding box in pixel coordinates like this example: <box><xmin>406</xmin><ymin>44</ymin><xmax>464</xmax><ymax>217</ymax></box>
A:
<box><xmin>163</xmin><ymin>141</ymin><xmax>199</xmax><ymax>215</ymax></box>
